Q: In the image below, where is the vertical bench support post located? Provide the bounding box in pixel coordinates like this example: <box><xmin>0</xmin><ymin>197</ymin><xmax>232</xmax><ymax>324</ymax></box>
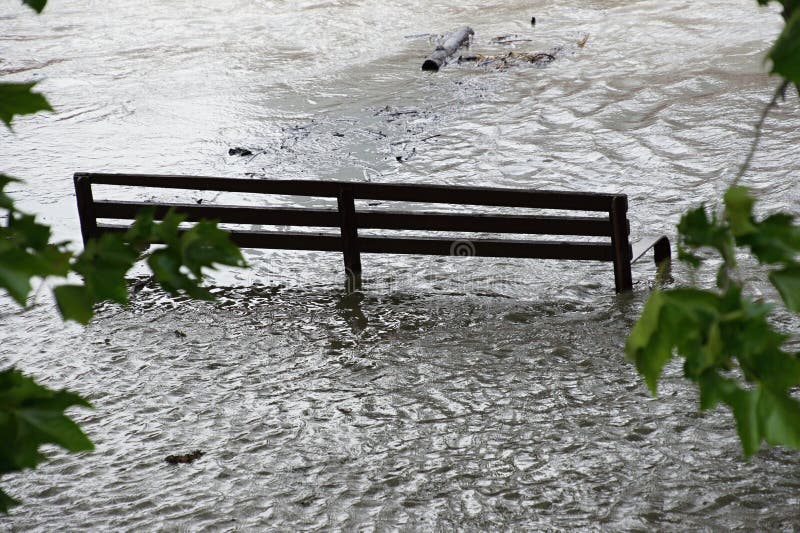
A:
<box><xmin>337</xmin><ymin>185</ymin><xmax>362</xmax><ymax>291</ymax></box>
<box><xmin>610</xmin><ymin>195</ymin><xmax>633</xmax><ymax>293</ymax></box>
<box><xmin>73</xmin><ymin>173</ymin><xmax>98</xmax><ymax>246</ymax></box>
<box><xmin>653</xmin><ymin>236</ymin><xmax>671</xmax><ymax>266</ymax></box>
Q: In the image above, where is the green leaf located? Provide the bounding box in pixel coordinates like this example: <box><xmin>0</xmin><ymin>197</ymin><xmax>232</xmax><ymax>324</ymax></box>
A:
<box><xmin>16</xmin><ymin>407</ymin><xmax>93</xmax><ymax>452</ymax></box>
<box><xmin>726</xmin><ymin>304</ymin><xmax>800</xmax><ymax>388</ymax></box>
<box><xmin>677</xmin><ymin>243</ymin><xmax>703</xmax><ymax>268</ymax></box>
<box><xmin>123</xmin><ymin>209</ymin><xmax>156</xmax><ymax>250</ymax></box>
<box><xmin>146</xmin><ymin>249</ymin><xmax>211</xmax><ymax>300</ymax></box>
<box><xmin>0</xmin><ymin>174</ymin><xmax>21</xmax><ymax>211</ymax></box>
<box><xmin>181</xmin><ymin>220</ymin><xmax>247</xmax><ymax>277</ymax></box>
<box><xmin>0</xmin><ymin>368</ymin><xmax>93</xmax><ymax>476</ymax></box>
<box><xmin>627</xmin><ymin>288</ymin><xmax>724</xmax><ymax>394</ymax></box>
<box><xmin>0</xmin><ymin>241</ymin><xmax>71</xmax><ymax>306</ymax></box>
<box><xmin>0</xmin><ymin>82</ymin><xmax>53</xmax><ymax>129</ymax></box>
<box><xmin>152</xmin><ymin>210</ymin><xmax>185</xmax><ymax>249</ymax></box>
<box><xmin>7</xmin><ymin>212</ymin><xmax>52</xmax><ymax>250</ymax></box>
<box><xmin>769</xmin><ymin>8</ymin><xmax>800</xmax><ymax>85</ymax></box>
<box><xmin>0</xmin><ymin>259</ymin><xmax>33</xmax><ymax>305</ymax></box>
<box><xmin>663</xmin><ymin>288</ymin><xmax>720</xmax><ymax>317</ymax></box>
<box><xmin>724</xmin><ymin>186</ymin><xmax>757</xmax><ymax>237</ymax></box>
<box><xmin>749</xmin><ymin>347</ymin><xmax>800</xmax><ymax>389</ymax></box>
<box><xmin>21</xmin><ymin>0</ymin><xmax>47</xmax><ymax>13</ymax></box>
<box><xmin>667</xmin><ymin>290</ymin><xmax>723</xmax><ymax>378</ymax></box>
<box><xmin>146</xmin><ymin>249</ymin><xmax>183</xmax><ymax>294</ymax></box>
<box><xmin>0</xmin><ymin>488</ymin><xmax>19</xmax><ymax>514</ymax></box>
<box><xmin>72</xmin><ymin>234</ymin><xmax>139</xmax><ymax>304</ymax></box>
<box><xmin>626</xmin><ymin>291</ymin><xmax>671</xmax><ymax>394</ymax></box>
<box><xmin>769</xmin><ymin>265</ymin><xmax>800</xmax><ymax>311</ymax></box>
<box><xmin>726</xmin><ymin>386</ymin><xmax>762</xmax><ymax>457</ymax></box>
<box><xmin>700</xmin><ymin>320</ymin><xmax>723</xmax><ymax>373</ymax></box>
<box><xmin>757</xmin><ymin>387</ymin><xmax>800</xmax><ymax>449</ymax></box>
<box><xmin>677</xmin><ymin>205</ymin><xmax>715</xmax><ymax>247</ymax></box>
<box><xmin>29</xmin><ymin>245</ymin><xmax>72</xmax><ymax>278</ymax></box>
<box><xmin>698</xmin><ymin>371</ymin><xmax>729</xmax><ymax>411</ymax></box>
<box><xmin>53</xmin><ymin>284</ymin><xmax>94</xmax><ymax>324</ymax></box>
<box><xmin>134</xmin><ymin>212</ymin><xmax>245</xmax><ymax>300</ymax></box>
<box><xmin>677</xmin><ymin>205</ymin><xmax>735</xmax><ymax>264</ymax></box>
<box><xmin>739</xmin><ymin>213</ymin><xmax>800</xmax><ymax>265</ymax></box>
<box><xmin>688</xmin><ymin>349</ymin><xmax>800</xmax><ymax>458</ymax></box>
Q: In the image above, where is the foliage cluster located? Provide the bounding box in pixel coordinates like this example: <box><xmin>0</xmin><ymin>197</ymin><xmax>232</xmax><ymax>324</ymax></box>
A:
<box><xmin>627</xmin><ymin>188</ymin><xmax>800</xmax><ymax>456</ymax></box>
<box><xmin>0</xmin><ymin>176</ymin><xmax>244</xmax><ymax>508</ymax></box>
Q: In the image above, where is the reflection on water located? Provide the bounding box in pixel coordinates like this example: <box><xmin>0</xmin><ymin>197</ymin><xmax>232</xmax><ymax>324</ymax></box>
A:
<box><xmin>2</xmin><ymin>0</ymin><xmax>800</xmax><ymax>529</ymax></box>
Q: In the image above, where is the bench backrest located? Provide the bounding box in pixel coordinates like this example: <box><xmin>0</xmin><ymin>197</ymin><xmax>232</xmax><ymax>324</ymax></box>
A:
<box><xmin>73</xmin><ymin>173</ymin><xmax>635</xmax><ymax>292</ymax></box>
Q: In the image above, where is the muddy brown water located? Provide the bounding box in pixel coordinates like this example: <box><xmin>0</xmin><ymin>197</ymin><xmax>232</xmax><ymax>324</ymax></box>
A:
<box><xmin>2</xmin><ymin>0</ymin><xmax>800</xmax><ymax>530</ymax></box>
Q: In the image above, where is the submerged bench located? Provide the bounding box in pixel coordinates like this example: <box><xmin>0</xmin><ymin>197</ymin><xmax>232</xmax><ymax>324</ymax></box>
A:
<box><xmin>73</xmin><ymin>173</ymin><xmax>670</xmax><ymax>293</ymax></box>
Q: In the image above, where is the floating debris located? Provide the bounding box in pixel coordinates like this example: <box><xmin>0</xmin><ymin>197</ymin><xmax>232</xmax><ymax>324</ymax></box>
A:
<box><xmin>228</xmin><ymin>147</ymin><xmax>253</xmax><ymax>156</ymax></box>
<box><xmin>403</xmin><ymin>32</ymin><xmax>437</xmax><ymax>40</ymax></box>
<box><xmin>460</xmin><ymin>50</ymin><xmax>557</xmax><ymax>69</ymax></box>
<box><xmin>165</xmin><ymin>450</ymin><xmax>204</xmax><ymax>464</ymax></box>
<box><xmin>491</xmin><ymin>34</ymin><xmax>533</xmax><ymax>45</ymax></box>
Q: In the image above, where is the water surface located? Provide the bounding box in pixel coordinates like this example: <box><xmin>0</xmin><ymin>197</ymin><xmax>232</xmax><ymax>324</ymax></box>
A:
<box><xmin>2</xmin><ymin>0</ymin><xmax>800</xmax><ymax>530</ymax></box>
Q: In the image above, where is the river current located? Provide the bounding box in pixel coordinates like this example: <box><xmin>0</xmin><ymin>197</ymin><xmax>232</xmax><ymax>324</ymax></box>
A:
<box><xmin>2</xmin><ymin>0</ymin><xmax>800</xmax><ymax>530</ymax></box>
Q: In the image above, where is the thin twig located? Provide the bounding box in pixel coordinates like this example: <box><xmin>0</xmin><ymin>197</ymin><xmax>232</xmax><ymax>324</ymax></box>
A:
<box><xmin>731</xmin><ymin>80</ymin><xmax>790</xmax><ymax>188</ymax></box>
<box><xmin>245</xmin><ymin>150</ymin><xmax>266</xmax><ymax>164</ymax></box>
<box><xmin>718</xmin><ymin>80</ymin><xmax>791</xmax><ymax>290</ymax></box>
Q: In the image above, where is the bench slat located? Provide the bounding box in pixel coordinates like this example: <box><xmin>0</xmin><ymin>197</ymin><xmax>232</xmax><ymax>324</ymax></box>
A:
<box><xmin>94</xmin><ymin>201</ymin><xmax>340</xmax><ymax>227</ymax></box>
<box><xmin>93</xmin><ymin>200</ymin><xmax>613</xmax><ymax>236</ymax></box>
<box><xmin>359</xmin><ymin>236</ymin><xmax>615</xmax><ymax>261</ymax></box>
<box><xmin>97</xmin><ymin>224</ymin><xmax>343</xmax><ymax>252</ymax></box>
<box><xmin>354</xmin><ymin>182</ymin><xmax>617</xmax><ymax>211</ymax></box>
<box><xmin>357</xmin><ymin>211</ymin><xmax>613</xmax><ymax>236</ymax></box>
<box><xmin>78</xmin><ymin>173</ymin><xmax>620</xmax><ymax>211</ymax></box>
<box><xmin>97</xmin><ymin>224</ymin><xmax>616</xmax><ymax>261</ymax></box>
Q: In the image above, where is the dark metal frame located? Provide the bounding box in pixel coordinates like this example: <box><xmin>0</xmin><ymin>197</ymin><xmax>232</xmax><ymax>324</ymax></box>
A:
<box><xmin>73</xmin><ymin>173</ymin><xmax>671</xmax><ymax>292</ymax></box>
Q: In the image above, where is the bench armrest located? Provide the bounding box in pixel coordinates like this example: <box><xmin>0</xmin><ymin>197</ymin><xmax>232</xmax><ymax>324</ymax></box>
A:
<box><xmin>631</xmin><ymin>235</ymin><xmax>671</xmax><ymax>266</ymax></box>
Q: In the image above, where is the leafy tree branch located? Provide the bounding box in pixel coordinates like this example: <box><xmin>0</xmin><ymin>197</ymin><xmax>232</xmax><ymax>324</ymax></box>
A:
<box><xmin>1</xmin><ymin>0</ymin><xmax>246</xmax><ymax>512</ymax></box>
<box><xmin>628</xmin><ymin>0</ymin><xmax>800</xmax><ymax>456</ymax></box>
<box><xmin>1</xmin><ymin>173</ymin><xmax>246</xmax><ymax>510</ymax></box>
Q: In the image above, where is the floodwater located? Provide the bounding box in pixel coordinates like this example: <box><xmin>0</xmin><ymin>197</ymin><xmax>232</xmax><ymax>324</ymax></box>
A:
<box><xmin>2</xmin><ymin>0</ymin><xmax>800</xmax><ymax>530</ymax></box>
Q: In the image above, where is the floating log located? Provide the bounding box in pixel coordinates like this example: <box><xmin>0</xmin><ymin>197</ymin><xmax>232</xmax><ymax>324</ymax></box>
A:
<box><xmin>422</xmin><ymin>26</ymin><xmax>474</xmax><ymax>72</ymax></box>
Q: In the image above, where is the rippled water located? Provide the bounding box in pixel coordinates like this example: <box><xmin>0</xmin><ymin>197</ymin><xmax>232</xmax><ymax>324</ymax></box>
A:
<box><xmin>2</xmin><ymin>0</ymin><xmax>800</xmax><ymax>530</ymax></box>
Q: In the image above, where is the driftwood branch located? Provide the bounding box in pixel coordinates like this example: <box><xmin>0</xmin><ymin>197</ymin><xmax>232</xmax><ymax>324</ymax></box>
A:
<box><xmin>422</xmin><ymin>26</ymin><xmax>474</xmax><ymax>72</ymax></box>
<box><xmin>459</xmin><ymin>50</ymin><xmax>557</xmax><ymax>69</ymax></box>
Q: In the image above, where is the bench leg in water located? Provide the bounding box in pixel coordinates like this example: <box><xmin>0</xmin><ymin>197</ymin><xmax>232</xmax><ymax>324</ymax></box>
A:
<box><xmin>653</xmin><ymin>236</ymin><xmax>671</xmax><ymax>266</ymax></box>
<box><xmin>653</xmin><ymin>236</ymin><xmax>672</xmax><ymax>282</ymax></box>
<box><xmin>632</xmin><ymin>235</ymin><xmax>673</xmax><ymax>285</ymax></box>
<box><xmin>337</xmin><ymin>185</ymin><xmax>362</xmax><ymax>292</ymax></box>
<box><xmin>610</xmin><ymin>196</ymin><xmax>633</xmax><ymax>293</ymax></box>
<box><xmin>345</xmin><ymin>269</ymin><xmax>362</xmax><ymax>293</ymax></box>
